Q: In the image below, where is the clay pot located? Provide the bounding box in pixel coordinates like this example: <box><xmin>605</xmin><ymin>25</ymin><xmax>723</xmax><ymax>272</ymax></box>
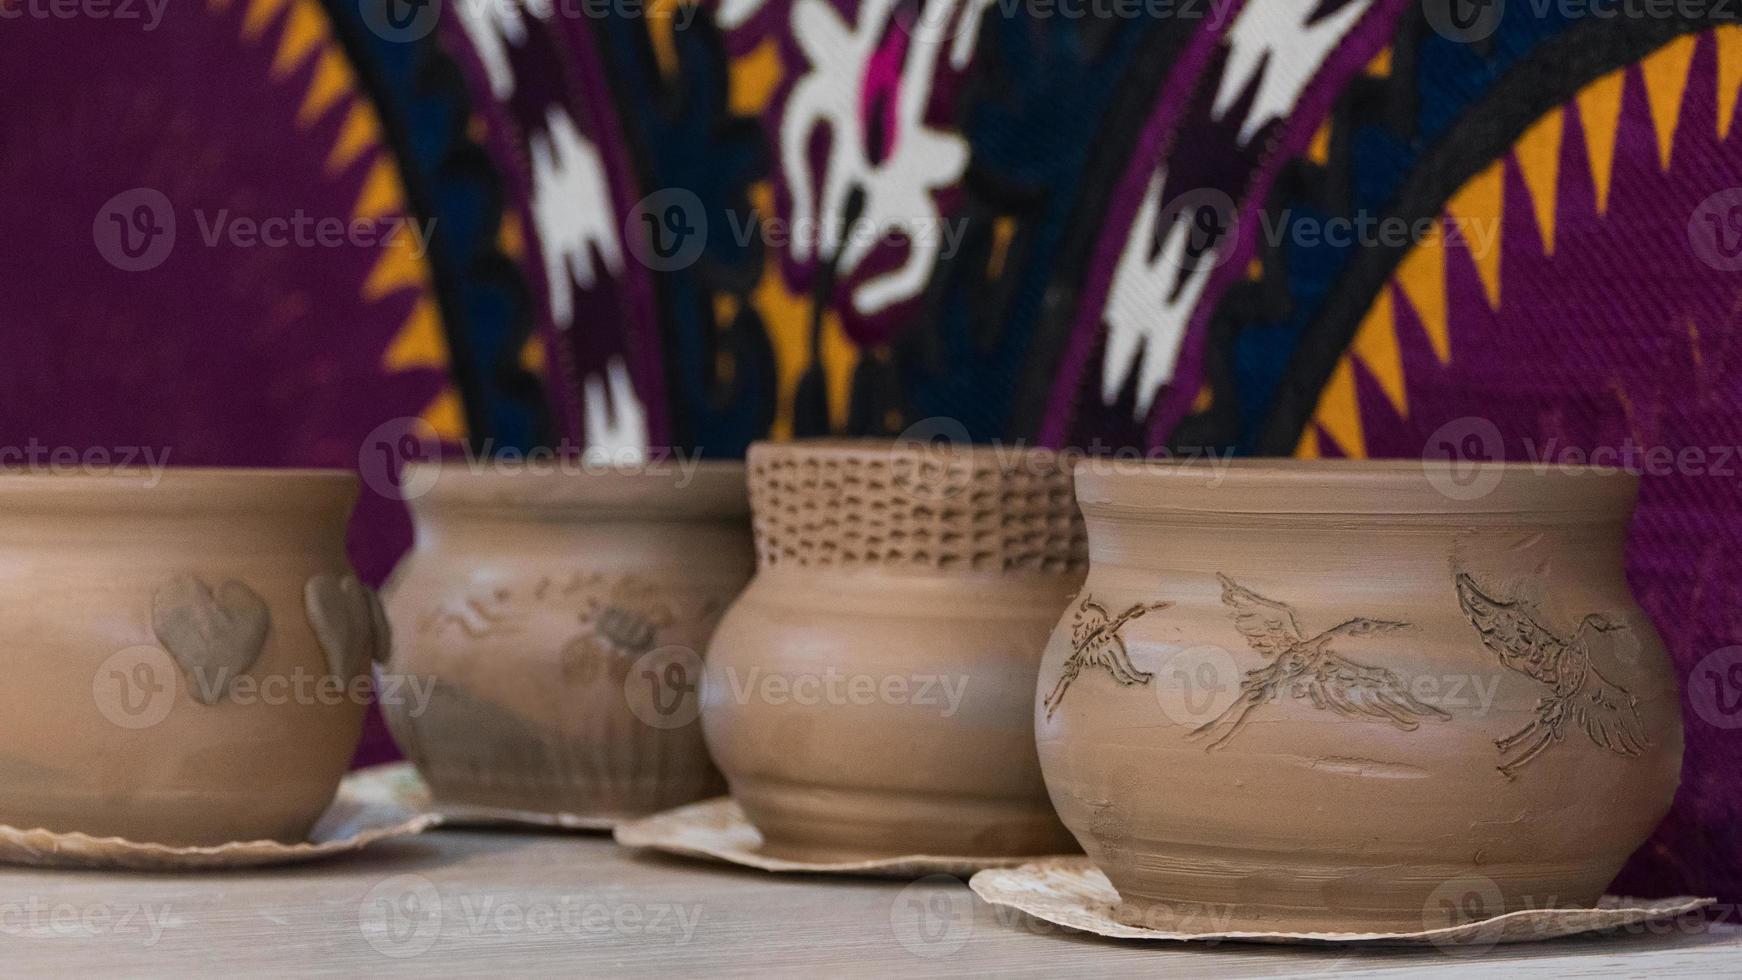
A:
<box><xmin>1037</xmin><ymin>459</ymin><xmax>1684</xmax><ymax>933</ymax></box>
<box><xmin>382</xmin><ymin>460</ymin><xmax>752</xmax><ymax>822</ymax></box>
<box><xmin>0</xmin><ymin>469</ymin><xmax>377</xmax><ymax>846</ymax></box>
<box><xmin>702</xmin><ymin>440</ymin><xmax>1087</xmax><ymax>861</ymax></box>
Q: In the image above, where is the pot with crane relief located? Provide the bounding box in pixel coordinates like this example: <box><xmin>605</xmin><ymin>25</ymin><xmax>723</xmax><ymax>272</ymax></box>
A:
<box><xmin>1036</xmin><ymin>459</ymin><xmax>1683</xmax><ymax>934</ymax></box>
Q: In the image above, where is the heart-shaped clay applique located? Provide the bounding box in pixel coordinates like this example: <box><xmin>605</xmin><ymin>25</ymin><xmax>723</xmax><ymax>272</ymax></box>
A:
<box><xmin>151</xmin><ymin>574</ymin><xmax>271</xmax><ymax>705</ymax></box>
<box><xmin>305</xmin><ymin>573</ymin><xmax>388</xmax><ymax>680</ymax></box>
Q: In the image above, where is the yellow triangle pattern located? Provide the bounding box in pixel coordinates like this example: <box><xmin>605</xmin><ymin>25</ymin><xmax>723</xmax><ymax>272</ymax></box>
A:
<box><xmin>1719</xmin><ymin>27</ymin><xmax>1742</xmax><ymax>139</ymax></box>
<box><xmin>1575</xmin><ymin>68</ymin><xmax>1625</xmax><ymax>214</ymax></box>
<box><xmin>383</xmin><ymin>298</ymin><xmax>447</xmax><ymax>370</ymax></box>
<box><xmin>233</xmin><ymin>0</ymin><xmax>457</xmax><ymax>437</ymax></box>
<box><xmin>1513</xmin><ymin>108</ymin><xmax>1563</xmax><ymax>256</ymax></box>
<box><xmin>421</xmin><ymin>389</ymin><xmax>467</xmax><ymax>441</ymax></box>
<box><xmin>353</xmin><ymin>158</ymin><xmax>405</xmax><ymax>221</ymax></box>
<box><xmin>298</xmin><ymin>50</ymin><xmax>352</xmax><ymax>126</ymax></box>
<box><xmin>326</xmin><ymin>105</ymin><xmax>380</xmax><ymax>174</ymax></box>
<box><xmin>1314</xmin><ymin>360</ymin><xmax>1366</xmax><ymax>459</ymax></box>
<box><xmin>1298</xmin><ymin>31</ymin><xmax>1742</xmax><ymax>466</ymax></box>
<box><xmin>270</xmin><ymin>2</ymin><xmax>327</xmax><ymax>77</ymax></box>
<box><xmin>1307</xmin><ymin>119</ymin><xmax>1332</xmax><ymax>166</ymax></box>
<box><xmin>1367</xmin><ymin>47</ymin><xmax>1392</xmax><ymax>79</ymax></box>
<box><xmin>747</xmin><ymin>182</ymin><xmax>858</xmax><ymax>436</ymax></box>
<box><xmin>364</xmin><ymin>233</ymin><xmax>430</xmax><ymax>302</ymax></box>
<box><xmin>647</xmin><ymin>0</ymin><xmax>682</xmax><ymax>80</ymax></box>
<box><xmin>1349</xmin><ymin>289</ymin><xmax>1405</xmax><ymax>415</ymax></box>
<box><xmin>730</xmin><ymin>38</ymin><xmax>784</xmax><ymax>117</ymax></box>
<box><xmin>1445</xmin><ymin>161</ymin><xmax>1503</xmax><ymax>309</ymax></box>
<box><xmin>241</xmin><ymin>0</ymin><xmax>291</xmax><ymax>40</ymax></box>
<box><xmin>498</xmin><ymin>210</ymin><xmax>526</xmax><ymax>263</ymax></box>
<box><xmin>1395</xmin><ymin>223</ymin><xmax>1450</xmax><ymax>362</ymax></box>
<box><xmin>520</xmin><ymin>334</ymin><xmax>548</xmax><ymax>376</ymax></box>
<box><xmin>1641</xmin><ymin>34</ymin><xmax>1697</xmax><ymax>170</ymax></box>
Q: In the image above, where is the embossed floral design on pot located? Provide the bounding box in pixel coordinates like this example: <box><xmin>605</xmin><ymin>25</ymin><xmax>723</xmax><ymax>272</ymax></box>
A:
<box><xmin>0</xmin><ymin>468</ymin><xmax>371</xmax><ymax>846</ymax></box>
<box><xmin>382</xmin><ymin>462</ymin><xmax>753</xmax><ymax>822</ymax></box>
<box><xmin>1037</xmin><ymin>459</ymin><xmax>1684</xmax><ymax>933</ymax></box>
<box><xmin>702</xmin><ymin>440</ymin><xmax>1087</xmax><ymax>862</ymax></box>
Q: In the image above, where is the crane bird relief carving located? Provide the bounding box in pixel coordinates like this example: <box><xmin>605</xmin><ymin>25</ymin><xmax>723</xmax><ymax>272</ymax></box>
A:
<box><xmin>1043</xmin><ymin>596</ymin><xmax>1172</xmax><ymax>719</ymax></box>
<box><xmin>1188</xmin><ymin>574</ymin><xmax>1450</xmax><ymax>750</ymax></box>
<box><xmin>1454</xmin><ymin>573</ymin><xmax>1650</xmax><ymax>779</ymax></box>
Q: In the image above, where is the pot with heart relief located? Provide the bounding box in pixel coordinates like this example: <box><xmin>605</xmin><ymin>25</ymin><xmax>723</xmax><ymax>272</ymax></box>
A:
<box><xmin>0</xmin><ymin>469</ymin><xmax>383</xmax><ymax>847</ymax></box>
<box><xmin>1036</xmin><ymin>459</ymin><xmax>1684</xmax><ymax>934</ymax></box>
<box><xmin>700</xmin><ymin>440</ymin><xmax>1087</xmax><ymax>862</ymax></box>
<box><xmin>381</xmin><ymin>459</ymin><xmax>753</xmax><ymax>824</ymax></box>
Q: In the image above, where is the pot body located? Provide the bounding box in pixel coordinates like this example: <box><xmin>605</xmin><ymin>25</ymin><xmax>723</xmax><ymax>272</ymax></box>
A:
<box><xmin>1037</xmin><ymin>461</ymin><xmax>1683</xmax><ymax>933</ymax></box>
<box><xmin>702</xmin><ymin>440</ymin><xmax>1086</xmax><ymax>860</ymax></box>
<box><xmin>383</xmin><ymin>462</ymin><xmax>752</xmax><ymax>820</ymax></box>
<box><xmin>0</xmin><ymin>470</ymin><xmax>372</xmax><ymax>845</ymax></box>
<box><xmin>704</xmin><ymin>568</ymin><xmax>1081</xmax><ymax>860</ymax></box>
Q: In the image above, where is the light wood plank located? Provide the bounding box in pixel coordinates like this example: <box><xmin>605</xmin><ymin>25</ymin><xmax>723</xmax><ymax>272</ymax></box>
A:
<box><xmin>0</xmin><ymin>832</ymin><xmax>1734</xmax><ymax>976</ymax></box>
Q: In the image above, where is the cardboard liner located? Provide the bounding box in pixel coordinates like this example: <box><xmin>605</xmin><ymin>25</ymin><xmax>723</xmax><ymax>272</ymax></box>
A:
<box><xmin>969</xmin><ymin>858</ymin><xmax>1716</xmax><ymax>946</ymax></box>
<box><xmin>613</xmin><ymin>796</ymin><xmax>1070</xmax><ymax>878</ymax></box>
<box><xmin>0</xmin><ymin>763</ymin><xmax>439</xmax><ymax>871</ymax></box>
<box><xmin>375</xmin><ymin>763</ymin><xmax>618</xmax><ymax>832</ymax></box>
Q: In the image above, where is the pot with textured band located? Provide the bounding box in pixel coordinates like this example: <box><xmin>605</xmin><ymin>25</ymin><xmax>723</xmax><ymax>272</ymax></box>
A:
<box><xmin>1036</xmin><ymin>459</ymin><xmax>1684</xmax><ymax>933</ymax></box>
<box><xmin>382</xmin><ymin>460</ymin><xmax>752</xmax><ymax>822</ymax></box>
<box><xmin>0</xmin><ymin>468</ymin><xmax>379</xmax><ymax>846</ymax></box>
<box><xmin>701</xmin><ymin>440</ymin><xmax>1086</xmax><ymax>861</ymax></box>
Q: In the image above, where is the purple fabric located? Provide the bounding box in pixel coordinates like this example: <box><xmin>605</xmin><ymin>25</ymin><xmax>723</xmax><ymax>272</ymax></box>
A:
<box><xmin>0</xmin><ymin>5</ymin><xmax>449</xmax><ymax>766</ymax></box>
<box><xmin>1310</xmin><ymin>38</ymin><xmax>1742</xmax><ymax>900</ymax></box>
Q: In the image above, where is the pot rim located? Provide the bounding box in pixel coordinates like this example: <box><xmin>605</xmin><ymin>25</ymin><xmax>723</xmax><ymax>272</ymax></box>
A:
<box><xmin>747</xmin><ymin>437</ymin><xmax>1068</xmax><ymax>463</ymax></box>
<box><xmin>405</xmin><ymin>458</ymin><xmax>749</xmax><ymax>520</ymax></box>
<box><xmin>744</xmin><ymin>439</ymin><xmax>1087</xmax><ymax>575</ymax></box>
<box><xmin>0</xmin><ymin>467</ymin><xmax>358</xmax><ymax>515</ymax></box>
<box><xmin>1073</xmin><ymin>458</ymin><xmax>1639</xmax><ymax>522</ymax></box>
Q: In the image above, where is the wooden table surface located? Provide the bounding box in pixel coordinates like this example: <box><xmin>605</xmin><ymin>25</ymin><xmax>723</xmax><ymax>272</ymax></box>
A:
<box><xmin>1</xmin><ymin>829</ymin><xmax>1736</xmax><ymax>977</ymax></box>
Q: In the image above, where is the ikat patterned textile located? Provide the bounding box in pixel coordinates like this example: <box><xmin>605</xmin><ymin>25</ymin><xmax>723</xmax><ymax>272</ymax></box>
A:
<box><xmin>438</xmin><ymin>0</ymin><xmax>1742</xmax><ymax>903</ymax></box>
